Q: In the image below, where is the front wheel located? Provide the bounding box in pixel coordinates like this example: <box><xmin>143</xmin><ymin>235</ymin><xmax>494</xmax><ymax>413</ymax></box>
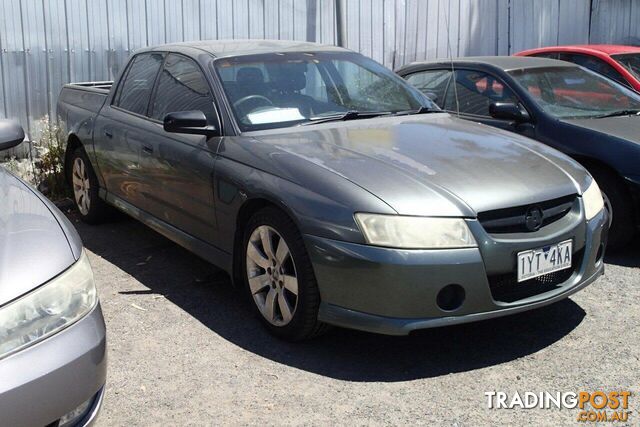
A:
<box><xmin>69</xmin><ymin>147</ymin><xmax>113</xmax><ymax>224</ymax></box>
<box><xmin>243</xmin><ymin>207</ymin><xmax>328</xmax><ymax>341</ymax></box>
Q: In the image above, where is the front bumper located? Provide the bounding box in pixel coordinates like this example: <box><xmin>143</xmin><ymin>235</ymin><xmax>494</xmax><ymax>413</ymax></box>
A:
<box><xmin>305</xmin><ymin>207</ymin><xmax>608</xmax><ymax>336</ymax></box>
<box><xmin>0</xmin><ymin>304</ymin><xmax>107</xmax><ymax>427</ymax></box>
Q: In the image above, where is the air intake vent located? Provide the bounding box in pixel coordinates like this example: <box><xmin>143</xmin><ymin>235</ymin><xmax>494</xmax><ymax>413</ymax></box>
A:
<box><xmin>488</xmin><ymin>249</ymin><xmax>583</xmax><ymax>303</ymax></box>
<box><xmin>478</xmin><ymin>194</ymin><xmax>576</xmax><ymax>234</ymax></box>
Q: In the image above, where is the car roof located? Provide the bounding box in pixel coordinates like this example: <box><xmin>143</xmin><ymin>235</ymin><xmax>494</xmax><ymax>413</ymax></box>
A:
<box><xmin>519</xmin><ymin>44</ymin><xmax>640</xmax><ymax>56</ymax></box>
<box><xmin>139</xmin><ymin>39</ymin><xmax>350</xmax><ymax>58</ymax></box>
<box><xmin>399</xmin><ymin>56</ymin><xmax>576</xmax><ymax>73</ymax></box>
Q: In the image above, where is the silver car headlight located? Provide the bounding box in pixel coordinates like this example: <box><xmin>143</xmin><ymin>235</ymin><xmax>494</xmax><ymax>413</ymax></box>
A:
<box><xmin>0</xmin><ymin>250</ymin><xmax>97</xmax><ymax>359</ymax></box>
<box><xmin>583</xmin><ymin>179</ymin><xmax>605</xmax><ymax>221</ymax></box>
<box><xmin>355</xmin><ymin>213</ymin><xmax>477</xmax><ymax>249</ymax></box>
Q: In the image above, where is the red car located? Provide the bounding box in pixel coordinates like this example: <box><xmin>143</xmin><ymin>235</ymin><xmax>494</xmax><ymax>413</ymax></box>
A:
<box><xmin>516</xmin><ymin>45</ymin><xmax>640</xmax><ymax>92</ymax></box>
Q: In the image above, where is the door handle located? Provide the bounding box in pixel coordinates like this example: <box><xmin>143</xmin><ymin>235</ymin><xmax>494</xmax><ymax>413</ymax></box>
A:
<box><xmin>142</xmin><ymin>145</ymin><xmax>153</xmax><ymax>155</ymax></box>
<box><xmin>104</xmin><ymin>130</ymin><xmax>113</xmax><ymax>138</ymax></box>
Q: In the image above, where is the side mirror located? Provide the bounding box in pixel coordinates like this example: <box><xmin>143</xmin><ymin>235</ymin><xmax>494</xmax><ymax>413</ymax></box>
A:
<box><xmin>163</xmin><ymin>111</ymin><xmax>219</xmax><ymax>137</ymax></box>
<box><xmin>489</xmin><ymin>102</ymin><xmax>530</xmax><ymax>123</ymax></box>
<box><xmin>423</xmin><ymin>91</ymin><xmax>438</xmax><ymax>103</ymax></box>
<box><xmin>0</xmin><ymin>120</ymin><xmax>25</xmax><ymax>151</ymax></box>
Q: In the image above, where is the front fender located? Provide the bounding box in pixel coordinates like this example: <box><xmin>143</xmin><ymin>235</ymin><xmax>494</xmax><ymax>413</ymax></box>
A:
<box><xmin>212</xmin><ymin>154</ymin><xmax>396</xmax><ymax>256</ymax></box>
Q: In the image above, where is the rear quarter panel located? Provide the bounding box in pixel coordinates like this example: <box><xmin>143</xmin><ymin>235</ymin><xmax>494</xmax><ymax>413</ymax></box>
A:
<box><xmin>57</xmin><ymin>87</ymin><xmax>108</xmax><ymax>182</ymax></box>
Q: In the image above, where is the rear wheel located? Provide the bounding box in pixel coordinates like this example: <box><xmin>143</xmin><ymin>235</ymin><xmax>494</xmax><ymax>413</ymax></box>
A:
<box><xmin>589</xmin><ymin>168</ymin><xmax>635</xmax><ymax>248</ymax></box>
<box><xmin>69</xmin><ymin>147</ymin><xmax>113</xmax><ymax>224</ymax></box>
<box><xmin>242</xmin><ymin>207</ymin><xmax>328</xmax><ymax>341</ymax></box>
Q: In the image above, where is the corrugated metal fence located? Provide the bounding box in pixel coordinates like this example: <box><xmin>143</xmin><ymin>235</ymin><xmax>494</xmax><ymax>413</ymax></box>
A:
<box><xmin>0</xmin><ymin>0</ymin><xmax>336</xmax><ymax>153</ymax></box>
<box><xmin>1</xmin><ymin>0</ymin><xmax>639</xmax><ymax>156</ymax></box>
<box><xmin>340</xmin><ymin>0</ymin><xmax>592</xmax><ymax>69</ymax></box>
<box><xmin>591</xmin><ymin>0</ymin><xmax>640</xmax><ymax>45</ymax></box>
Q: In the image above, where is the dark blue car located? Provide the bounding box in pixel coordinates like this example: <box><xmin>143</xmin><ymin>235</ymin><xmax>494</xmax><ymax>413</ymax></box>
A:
<box><xmin>397</xmin><ymin>56</ymin><xmax>640</xmax><ymax>247</ymax></box>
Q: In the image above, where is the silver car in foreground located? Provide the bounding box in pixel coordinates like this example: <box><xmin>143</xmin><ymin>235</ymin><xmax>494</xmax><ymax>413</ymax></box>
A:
<box><xmin>0</xmin><ymin>120</ymin><xmax>106</xmax><ymax>426</ymax></box>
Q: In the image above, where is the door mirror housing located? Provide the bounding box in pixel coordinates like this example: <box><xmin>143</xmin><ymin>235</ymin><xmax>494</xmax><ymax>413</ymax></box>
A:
<box><xmin>422</xmin><ymin>91</ymin><xmax>438</xmax><ymax>103</ymax></box>
<box><xmin>0</xmin><ymin>120</ymin><xmax>25</xmax><ymax>151</ymax></box>
<box><xmin>489</xmin><ymin>102</ymin><xmax>530</xmax><ymax>123</ymax></box>
<box><xmin>163</xmin><ymin>111</ymin><xmax>219</xmax><ymax>137</ymax></box>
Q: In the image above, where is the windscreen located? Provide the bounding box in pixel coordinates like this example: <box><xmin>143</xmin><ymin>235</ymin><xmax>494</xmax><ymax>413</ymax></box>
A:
<box><xmin>509</xmin><ymin>66</ymin><xmax>640</xmax><ymax>118</ymax></box>
<box><xmin>214</xmin><ymin>51</ymin><xmax>432</xmax><ymax>131</ymax></box>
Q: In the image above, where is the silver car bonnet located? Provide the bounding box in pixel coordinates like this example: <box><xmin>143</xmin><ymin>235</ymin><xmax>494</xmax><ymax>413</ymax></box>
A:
<box><xmin>0</xmin><ymin>168</ymin><xmax>75</xmax><ymax>306</ymax></box>
<box><xmin>250</xmin><ymin>113</ymin><xmax>588</xmax><ymax>216</ymax></box>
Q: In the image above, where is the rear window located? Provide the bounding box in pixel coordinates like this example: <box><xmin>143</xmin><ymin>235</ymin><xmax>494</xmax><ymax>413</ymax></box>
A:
<box><xmin>530</xmin><ymin>52</ymin><xmax>559</xmax><ymax>60</ymax></box>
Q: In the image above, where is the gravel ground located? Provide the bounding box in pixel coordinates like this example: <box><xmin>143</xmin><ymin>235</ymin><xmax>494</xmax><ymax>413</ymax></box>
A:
<box><xmin>67</xmin><ymin>212</ymin><xmax>640</xmax><ymax>426</ymax></box>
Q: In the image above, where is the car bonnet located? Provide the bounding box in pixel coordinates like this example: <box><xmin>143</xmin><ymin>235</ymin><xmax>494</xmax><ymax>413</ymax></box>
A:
<box><xmin>0</xmin><ymin>168</ymin><xmax>76</xmax><ymax>306</ymax></box>
<box><xmin>562</xmin><ymin>115</ymin><xmax>640</xmax><ymax>145</ymax></box>
<box><xmin>248</xmin><ymin>114</ymin><xmax>588</xmax><ymax>217</ymax></box>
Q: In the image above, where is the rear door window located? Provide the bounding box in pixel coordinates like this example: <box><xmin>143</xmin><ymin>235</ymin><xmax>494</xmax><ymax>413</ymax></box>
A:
<box><xmin>443</xmin><ymin>70</ymin><xmax>518</xmax><ymax>117</ymax></box>
<box><xmin>115</xmin><ymin>53</ymin><xmax>164</xmax><ymax>116</ymax></box>
<box><xmin>150</xmin><ymin>54</ymin><xmax>217</xmax><ymax>123</ymax></box>
<box><xmin>404</xmin><ymin>69</ymin><xmax>452</xmax><ymax>106</ymax></box>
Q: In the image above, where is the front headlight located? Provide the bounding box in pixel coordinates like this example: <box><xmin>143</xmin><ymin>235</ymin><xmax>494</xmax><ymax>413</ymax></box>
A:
<box><xmin>0</xmin><ymin>250</ymin><xmax>97</xmax><ymax>359</ymax></box>
<box><xmin>583</xmin><ymin>179</ymin><xmax>605</xmax><ymax>221</ymax></box>
<box><xmin>355</xmin><ymin>213</ymin><xmax>477</xmax><ymax>249</ymax></box>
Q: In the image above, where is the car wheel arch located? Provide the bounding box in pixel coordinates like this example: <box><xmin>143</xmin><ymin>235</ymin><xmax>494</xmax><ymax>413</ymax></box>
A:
<box><xmin>573</xmin><ymin>156</ymin><xmax>626</xmax><ymax>187</ymax></box>
<box><xmin>573</xmin><ymin>156</ymin><xmax>637</xmax><ymax>237</ymax></box>
<box><xmin>64</xmin><ymin>134</ymin><xmax>84</xmax><ymax>185</ymax></box>
<box><xmin>231</xmin><ymin>196</ymin><xmax>303</xmax><ymax>288</ymax></box>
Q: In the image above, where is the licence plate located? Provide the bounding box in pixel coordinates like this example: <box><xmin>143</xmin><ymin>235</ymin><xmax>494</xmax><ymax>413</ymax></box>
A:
<box><xmin>517</xmin><ymin>240</ymin><xmax>573</xmax><ymax>282</ymax></box>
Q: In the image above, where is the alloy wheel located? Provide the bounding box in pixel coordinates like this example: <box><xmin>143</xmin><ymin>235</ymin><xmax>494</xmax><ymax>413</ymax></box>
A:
<box><xmin>72</xmin><ymin>157</ymin><xmax>91</xmax><ymax>215</ymax></box>
<box><xmin>246</xmin><ymin>225</ymin><xmax>299</xmax><ymax>326</ymax></box>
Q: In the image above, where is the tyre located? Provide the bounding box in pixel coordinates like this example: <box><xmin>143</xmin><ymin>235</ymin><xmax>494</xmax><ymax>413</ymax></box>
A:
<box><xmin>69</xmin><ymin>147</ymin><xmax>113</xmax><ymax>224</ymax></box>
<box><xmin>589</xmin><ymin>168</ymin><xmax>635</xmax><ymax>248</ymax></box>
<box><xmin>242</xmin><ymin>207</ymin><xmax>329</xmax><ymax>341</ymax></box>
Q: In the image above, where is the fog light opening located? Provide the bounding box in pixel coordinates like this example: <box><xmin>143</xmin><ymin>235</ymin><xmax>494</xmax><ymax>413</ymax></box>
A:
<box><xmin>436</xmin><ymin>284</ymin><xmax>465</xmax><ymax>311</ymax></box>
<box><xmin>58</xmin><ymin>393</ymin><xmax>95</xmax><ymax>427</ymax></box>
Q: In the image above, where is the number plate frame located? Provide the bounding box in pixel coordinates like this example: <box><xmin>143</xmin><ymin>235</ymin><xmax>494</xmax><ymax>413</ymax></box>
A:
<box><xmin>517</xmin><ymin>240</ymin><xmax>573</xmax><ymax>283</ymax></box>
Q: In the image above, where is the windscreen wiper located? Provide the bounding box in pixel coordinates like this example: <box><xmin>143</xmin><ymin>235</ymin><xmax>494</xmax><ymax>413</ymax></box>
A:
<box><xmin>300</xmin><ymin>110</ymin><xmax>392</xmax><ymax>126</ymax></box>
<box><xmin>593</xmin><ymin>109</ymin><xmax>640</xmax><ymax>119</ymax></box>
<box><xmin>392</xmin><ymin>106</ymin><xmax>441</xmax><ymax>116</ymax></box>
